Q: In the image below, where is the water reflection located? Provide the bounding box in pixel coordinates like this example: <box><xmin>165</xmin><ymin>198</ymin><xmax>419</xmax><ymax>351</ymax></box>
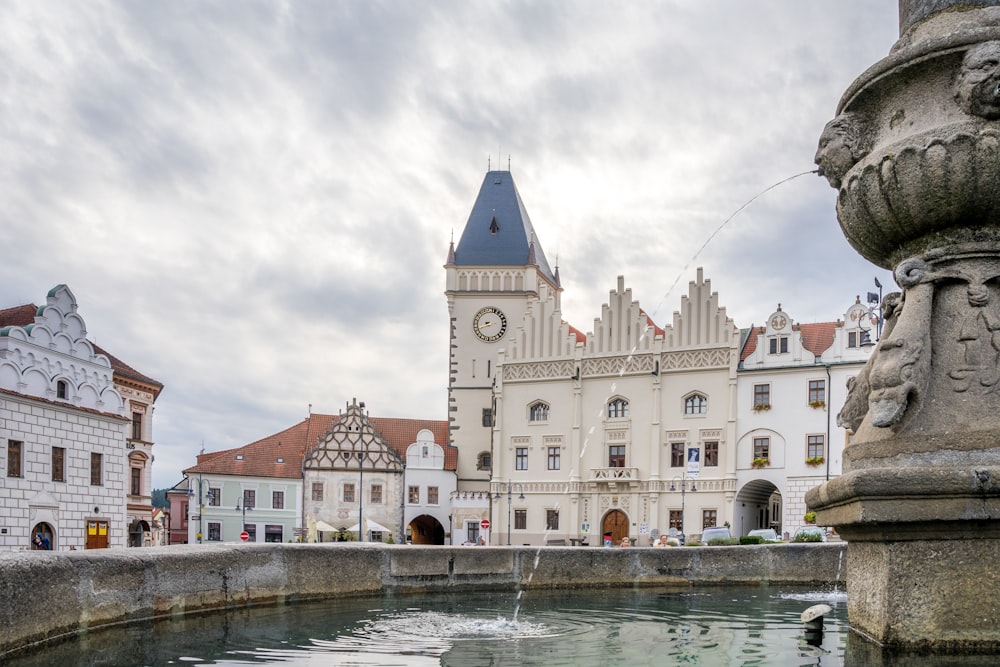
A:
<box><xmin>8</xmin><ymin>586</ymin><xmax>854</xmax><ymax>666</ymax></box>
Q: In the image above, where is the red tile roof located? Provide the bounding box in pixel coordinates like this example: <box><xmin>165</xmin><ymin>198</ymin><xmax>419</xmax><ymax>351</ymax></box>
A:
<box><xmin>740</xmin><ymin>322</ymin><xmax>840</xmax><ymax>362</ymax></box>
<box><xmin>0</xmin><ymin>304</ymin><xmax>38</xmax><ymax>327</ymax></box>
<box><xmin>184</xmin><ymin>413</ymin><xmax>453</xmax><ymax>479</ymax></box>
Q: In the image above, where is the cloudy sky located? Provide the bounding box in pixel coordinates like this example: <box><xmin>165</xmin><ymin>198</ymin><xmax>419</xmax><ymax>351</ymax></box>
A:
<box><xmin>1</xmin><ymin>1</ymin><xmax>901</xmax><ymax>489</ymax></box>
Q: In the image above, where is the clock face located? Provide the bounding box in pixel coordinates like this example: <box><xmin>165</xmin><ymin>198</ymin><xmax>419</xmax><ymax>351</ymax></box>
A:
<box><xmin>473</xmin><ymin>307</ymin><xmax>507</xmax><ymax>342</ymax></box>
<box><xmin>770</xmin><ymin>315</ymin><xmax>787</xmax><ymax>330</ymax></box>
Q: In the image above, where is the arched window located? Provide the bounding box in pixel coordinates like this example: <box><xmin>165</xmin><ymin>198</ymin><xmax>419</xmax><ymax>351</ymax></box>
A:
<box><xmin>684</xmin><ymin>394</ymin><xmax>707</xmax><ymax>415</ymax></box>
<box><xmin>529</xmin><ymin>401</ymin><xmax>550</xmax><ymax>422</ymax></box>
<box><xmin>607</xmin><ymin>398</ymin><xmax>629</xmax><ymax>419</ymax></box>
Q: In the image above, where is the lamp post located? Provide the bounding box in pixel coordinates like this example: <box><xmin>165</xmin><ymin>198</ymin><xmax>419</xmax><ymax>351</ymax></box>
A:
<box><xmin>669</xmin><ymin>474</ymin><xmax>697</xmax><ymax>545</ymax></box>
<box><xmin>187</xmin><ymin>474</ymin><xmax>208</xmax><ymax>544</ymax></box>
<box><xmin>235</xmin><ymin>498</ymin><xmax>253</xmax><ymax>540</ymax></box>
<box><xmin>494</xmin><ymin>481</ymin><xmax>524</xmax><ymax>546</ymax></box>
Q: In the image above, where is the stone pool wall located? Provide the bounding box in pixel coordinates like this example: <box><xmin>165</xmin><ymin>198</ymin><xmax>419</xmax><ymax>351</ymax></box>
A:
<box><xmin>0</xmin><ymin>541</ymin><xmax>846</xmax><ymax>656</ymax></box>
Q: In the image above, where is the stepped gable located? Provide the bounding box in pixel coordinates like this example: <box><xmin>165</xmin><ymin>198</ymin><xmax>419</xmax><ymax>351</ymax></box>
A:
<box><xmin>660</xmin><ymin>268</ymin><xmax>735</xmax><ymax>348</ymax></box>
<box><xmin>452</xmin><ymin>170</ymin><xmax>556</xmax><ymax>284</ymax></box>
<box><xmin>507</xmin><ymin>290</ymin><xmax>585</xmax><ymax>361</ymax></box>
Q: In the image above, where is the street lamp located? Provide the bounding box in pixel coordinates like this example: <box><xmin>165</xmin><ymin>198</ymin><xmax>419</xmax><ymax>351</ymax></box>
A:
<box><xmin>494</xmin><ymin>481</ymin><xmax>524</xmax><ymax>546</ymax></box>
<box><xmin>669</xmin><ymin>474</ymin><xmax>697</xmax><ymax>545</ymax></box>
<box><xmin>235</xmin><ymin>498</ymin><xmax>253</xmax><ymax>540</ymax></box>
<box><xmin>186</xmin><ymin>474</ymin><xmax>208</xmax><ymax>544</ymax></box>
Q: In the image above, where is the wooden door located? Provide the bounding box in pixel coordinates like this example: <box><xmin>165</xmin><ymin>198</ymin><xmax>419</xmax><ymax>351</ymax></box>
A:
<box><xmin>86</xmin><ymin>520</ymin><xmax>109</xmax><ymax>549</ymax></box>
<box><xmin>601</xmin><ymin>510</ymin><xmax>629</xmax><ymax>545</ymax></box>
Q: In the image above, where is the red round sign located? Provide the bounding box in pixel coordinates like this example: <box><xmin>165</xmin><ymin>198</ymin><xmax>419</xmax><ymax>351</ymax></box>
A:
<box><xmin>480</xmin><ymin>519</ymin><xmax>490</xmax><ymax>530</ymax></box>
<box><xmin>240</xmin><ymin>531</ymin><xmax>250</xmax><ymax>542</ymax></box>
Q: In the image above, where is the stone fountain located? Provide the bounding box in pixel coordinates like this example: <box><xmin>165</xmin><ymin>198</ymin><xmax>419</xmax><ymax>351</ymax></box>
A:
<box><xmin>807</xmin><ymin>0</ymin><xmax>1000</xmax><ymax>650</ymax></box>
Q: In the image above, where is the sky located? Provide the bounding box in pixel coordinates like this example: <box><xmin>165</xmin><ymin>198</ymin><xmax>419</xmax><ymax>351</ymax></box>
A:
<box><xmin>1</xmin><ymin>1</ymin><xmax>901</xmax><ymax>489</ymax></box>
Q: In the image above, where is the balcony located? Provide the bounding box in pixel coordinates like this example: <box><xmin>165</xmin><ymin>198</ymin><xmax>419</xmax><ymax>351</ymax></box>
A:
<box><xmin>590</xmin><ymin>467</ymin><xmax>639</xmax><ymax>486</ymax></box>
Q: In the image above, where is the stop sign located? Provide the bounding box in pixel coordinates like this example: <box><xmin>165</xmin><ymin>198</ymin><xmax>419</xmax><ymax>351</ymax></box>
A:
<box><xmin>480</xmin><ymin>519</ymin><xmax>490</xmax><ymax>530</ymax></box>
<box><xmin>240</xmin><ymin>531</ymin><xmax>249</xmax><ymax>542</ymax></box>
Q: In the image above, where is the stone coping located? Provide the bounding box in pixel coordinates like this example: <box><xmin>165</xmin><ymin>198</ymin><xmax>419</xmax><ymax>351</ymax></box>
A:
<box><xmin>0</xmin><ymin>542</ymin><xmax>845</xmax><ymax>658</ymax></box>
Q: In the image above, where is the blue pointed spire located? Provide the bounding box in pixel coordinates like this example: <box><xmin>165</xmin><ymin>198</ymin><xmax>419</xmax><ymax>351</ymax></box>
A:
<box><xmin>453</xmin><ymin>171</ymin><xmax>556</xmax><ymax>284</ymax></box>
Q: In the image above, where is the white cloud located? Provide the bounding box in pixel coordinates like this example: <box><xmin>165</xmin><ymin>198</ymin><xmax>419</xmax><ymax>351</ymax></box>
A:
<box><xmin>0</xmin><ymin>1</ymin><xmax>901</xmax><ymax>488</ymax></box>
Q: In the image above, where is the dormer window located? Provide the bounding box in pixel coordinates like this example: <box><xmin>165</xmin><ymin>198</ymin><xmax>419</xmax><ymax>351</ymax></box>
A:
<box><xmin>768</xmin><ymin>337</ymin><xmax>789</xmax><ymax>354</ymax></box>
<box><xmin>529</xmin><ymin>401</ymin><xmax>550</xmax><ymax>422</ymax></box>
<box><xmin>490</xmin><ymin>216</ymin><xmax>499</xmax><ymax>234</ymax></box>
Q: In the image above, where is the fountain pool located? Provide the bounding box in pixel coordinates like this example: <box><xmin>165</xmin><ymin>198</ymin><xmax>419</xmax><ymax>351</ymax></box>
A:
<box><xmin>7</xmin><ymin>586</ymin><xmax>850</xmax><ymax>666</ymax></box>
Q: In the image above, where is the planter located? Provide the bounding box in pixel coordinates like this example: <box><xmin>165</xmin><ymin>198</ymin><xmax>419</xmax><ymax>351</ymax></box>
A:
<box><xmin>805</xmin><ymin>457</ymin><xmax>825</xmax><ymax>467</ymax></box>
<box><xmin>751</xmin><ymin>458</ymin><xmax>770</xmax><ymax>469</ymax></box>
<box><xmin>752</xmin><ymin>404</ymin><xmax>771</xmax><ymax>412</ymax></box>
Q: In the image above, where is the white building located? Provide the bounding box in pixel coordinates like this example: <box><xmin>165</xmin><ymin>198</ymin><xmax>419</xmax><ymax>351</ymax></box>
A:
<box><xmin>734</xmin><ymin>299</ymin><xmax>873</xmax><ymax>538</ymax></box>
<box><xmin>0</xmin><ymin>285</ymin><xmax>160</xmax><ymax>550</ymax></box>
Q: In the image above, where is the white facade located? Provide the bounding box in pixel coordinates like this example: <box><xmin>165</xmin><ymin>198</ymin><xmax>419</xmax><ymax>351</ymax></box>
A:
<box><xmin>734</xmin><ymin>300</ymin><xmax>873</xmax><ymax>538</ymax></box>
<box><xmin>0</xmin><ymin>285</ymin><xmax>129</xmax><ymax>550</ymax></box>
<box><xmin>403</xmin><ymin>429</ymin><xmax>457</xmax><ymax>544</ymax></box>
<box><xmin>490</xmin><ymin>272</ymin><xmax>739</xmax><ymax>546</ymax></box>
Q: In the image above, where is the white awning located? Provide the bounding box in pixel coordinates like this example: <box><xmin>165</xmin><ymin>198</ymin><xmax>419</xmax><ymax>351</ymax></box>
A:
<box><xmin>347</xmin><ymin>519</ymin><xmax>392</xmax><ymax>533</ymax></box>
<box><xmin>315</xmin><ymin>520</ymin><xmax>339</xmax><ymax>532</ymax></box>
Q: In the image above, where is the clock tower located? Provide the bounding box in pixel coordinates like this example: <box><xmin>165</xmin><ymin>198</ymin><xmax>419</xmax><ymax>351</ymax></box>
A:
<box><xmin>444</xmin><ymin>170</ymin><xmax>560</xmax><ymax>489</ymax></box>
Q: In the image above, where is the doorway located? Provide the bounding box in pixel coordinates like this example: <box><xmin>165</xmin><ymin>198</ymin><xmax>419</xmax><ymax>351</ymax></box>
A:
<box><xmin>601</xmin><ymin>509</ymin><xmax>629</xmax><ymax>545</ymax></box>
<box><xmin>86</xmin><ymin>519</ymin><xmax>109</xmax><ymax>549</ymax></box>
<box><xmin>31</xmin><ymin>522</ymin><xmax>54</xmax><ymax>550</ymax></box>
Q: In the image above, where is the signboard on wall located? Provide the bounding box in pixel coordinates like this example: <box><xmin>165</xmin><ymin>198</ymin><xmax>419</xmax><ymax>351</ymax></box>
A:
<box><xmin>687</xmin><ymin>447</ymin><xmax>700</xmax><ymax>477</ymax></box>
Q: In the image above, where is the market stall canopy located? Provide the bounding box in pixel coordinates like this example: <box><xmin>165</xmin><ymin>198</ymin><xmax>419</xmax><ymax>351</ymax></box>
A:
<box><xmin>315</xmin><ymin>520</ymin><xmax>338</xmax><ymax>532</ymax></box>
<box><xmin>347</xmin><ymin>519</ymin><xmax>392</xmax><ymax>533</ymax></box>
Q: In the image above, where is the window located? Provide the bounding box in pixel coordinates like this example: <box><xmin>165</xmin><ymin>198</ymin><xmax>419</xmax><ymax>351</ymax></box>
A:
<box><xmin>809</xmin><ymin>380</ymin><xmax>826</xmax><ymax>405</ymax></box>
<box><xmin>371</xmin><ymin>484</ymin><xmax>383</xmax><ymax>504</ymax></box>
<box><xmin>56</xmin><ymin>380</ymin><xmax>68</xmax><ymax>399</ymax></box>
<box><xmin>753</xmin><ymin>384</ymin><xmax>771</xmax><ymax>408</ymax></box>
<box><xmin>91</xmin><ymin>452</ymin><xmax>103</xmax><ymax>486</ymax></box>
<box><xmin>671</xmin><ymin>443</ymin><xmax>684</xmax><ymax>467</ymax></box>
<box><xmin>515</xmin><ymin>447</ymin><xmax>528</xmax><ymax>470</ymax></box>
<box><xmin>7</xmin><ymin>440</ymin><xmax>22</xmax><ymax>478</ymax></box>
<box><xmin>607</xmin><ymin>398</ymin><xmax>629</xmax><ymax>418</ymax></box>
<box><xmin>207</xmin><ymin>522</ymin><xmax>221</xmax><ymax>541</ymax></box>
<box><xmin>753</xmin><ymin>437</ymin><xmax>770</xmax><ymax>462</ymax></box>
<box><xmin>514</xmin><ymin>509</ymin><xmax>527</xmax><ymax>530</ymax></box>
<box><xmin>608</xmin><ymin>445</ymin><xmax>625</xmax><ymax>467</ymax></box>
<box><xmin>467</xmin><ymin>523</ymin><xmax>480</xmax><ymax>544</ymax></box>
<box><xmin>265</xmin><ymin>525</ymin><xmax>283</xmax><ymax>543</ymax></box>
<box><xmin>808</xmin><ymin>435</ymin><xmax>826</xmax><ymax>459</ymax></box>
<box><xmin>529</xmin><ymin>402</ymin><xmax>550</xmax><ymax>421</ymax></box>
<box><xmin>546</xmin><ymin>509</ymin><xmax>559</xmax><ymax>530</ymax></box>
<box><xmin>477</xmin><ymin>452</ymin><xmax>492</xmax><ymax>471</ymax></box>
<box><xmin>482</xmin><ymin>408</ymin><xmax>494</xmax><ymax>427</ymax></box>
<box><xmin>669</xmin><ymin>510</ymin><xmax>683</xmax><ymax>531</ymax></box>
<box><xmin>244</xmin><ymin>524</ymin><xmax>256</xmax><ymax>542</ymax></box>
<box><xmin>243</xmin><ymin>489</ymin><xmax>256</xmax><ymax>509</ymax></box>
<box><xmin>548</xmin><ymin>446</ymin><xmax>561</xmax><ymax>470</ymax></box>
<box><xmin>131</xmin><ymin>467</ymin><xmax>141</xmax><ymax>495</ymax></box>
<box><xmin>704</xmin><ymin>441</ymin><xmax>719</xmax><ymax>467</ymax></box>
<box><xmin>428</xmin><ymin>486</ymin><xmax>439</xmax><ymax>504</ymax></box>
<box><xmin>702</xmin><ymin>510</ymin><xmax>718</xmax><ymax>529</ymax></box>
<box><xmin>343</xmin><ymin>483</ymin><xmax>355</xmax><ymax>503</ymax></box>
<box><xmin>311</xmin><ymin>482</ymin><xmax>323</xmax><ymax>502</ymax></box>
<box><xmin>209</xmin><ymin>488</ymin><xmax>221</xmax><ymax>506</ymax></box>
<box><xmin>52</xmin><ymin>446</ymin><xmax>65</xmax><ymax>482</ymax></box>
<box><xmin>685</xmin><ymin>394</ymin><xmax>707</xmax><ymax>415</ymax></box>
<box><xmin>272</xmin><ymin>491</ymin><xmax>284</xmax><ymax>509</ymax></box>
<box><xmin>132</xmin><ymin>412</ymin><xmax>143</xmax><ymax>441</ymax></box>
<box><xmin>848</xmin><ymin>331</ymin><xmax>858</xmax><ymax>348</ymax></box>
<box><xmin>408</xmin><ymin>486</ymin><xmax>420</xmax><ymax>504</ymax></box>
<box><xmin>769</xmin><ymin>337</ymin><xmax>789</xmax><ymax>354</ymax></box>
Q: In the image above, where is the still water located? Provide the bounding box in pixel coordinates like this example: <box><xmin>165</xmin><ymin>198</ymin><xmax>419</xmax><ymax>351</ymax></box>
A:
<box><xmin>8</xmin><ymin>586</ymin><xmax>852</xmax><ymax>666</ymax></box>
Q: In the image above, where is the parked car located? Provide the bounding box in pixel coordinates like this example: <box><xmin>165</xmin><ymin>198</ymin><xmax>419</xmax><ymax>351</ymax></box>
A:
<box><xmin>700</xmin><ymin>526</ymin><xmax>733</xmax><ymax>543</ymax></box>
<box><xmin>792</xmin><ymin>526</ymin><xmax>827</xmax><ymax>542</ymax></box>
<box><xmin>747</xmin><ymin>528</ymin><xmax>779</xmax><ymax>542</ymax></box>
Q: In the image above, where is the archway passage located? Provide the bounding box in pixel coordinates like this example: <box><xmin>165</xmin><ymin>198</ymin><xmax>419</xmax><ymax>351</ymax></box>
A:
<box><xmin>601</xmin><ymin>509</ymin><xmax>629</xmax><ymax>546</ymax></box>
<box><xmin>31</xmin><ymin>522</ymin><xmax>54</xmax><ymax>550</ymax></box>
<box><xmin>734</xmin><ymin>480</ymin><xmax>782</xmax><ymax>537</ymax></box>
<box><xmin>407</xmin><ymin>514</ymin><xmax>445</xmax><ymax>545</ymax></box>
<box><xmin>129</xmin><ymin>519</ymin><xmax>150</xmax><ymax>547</ymax></box>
